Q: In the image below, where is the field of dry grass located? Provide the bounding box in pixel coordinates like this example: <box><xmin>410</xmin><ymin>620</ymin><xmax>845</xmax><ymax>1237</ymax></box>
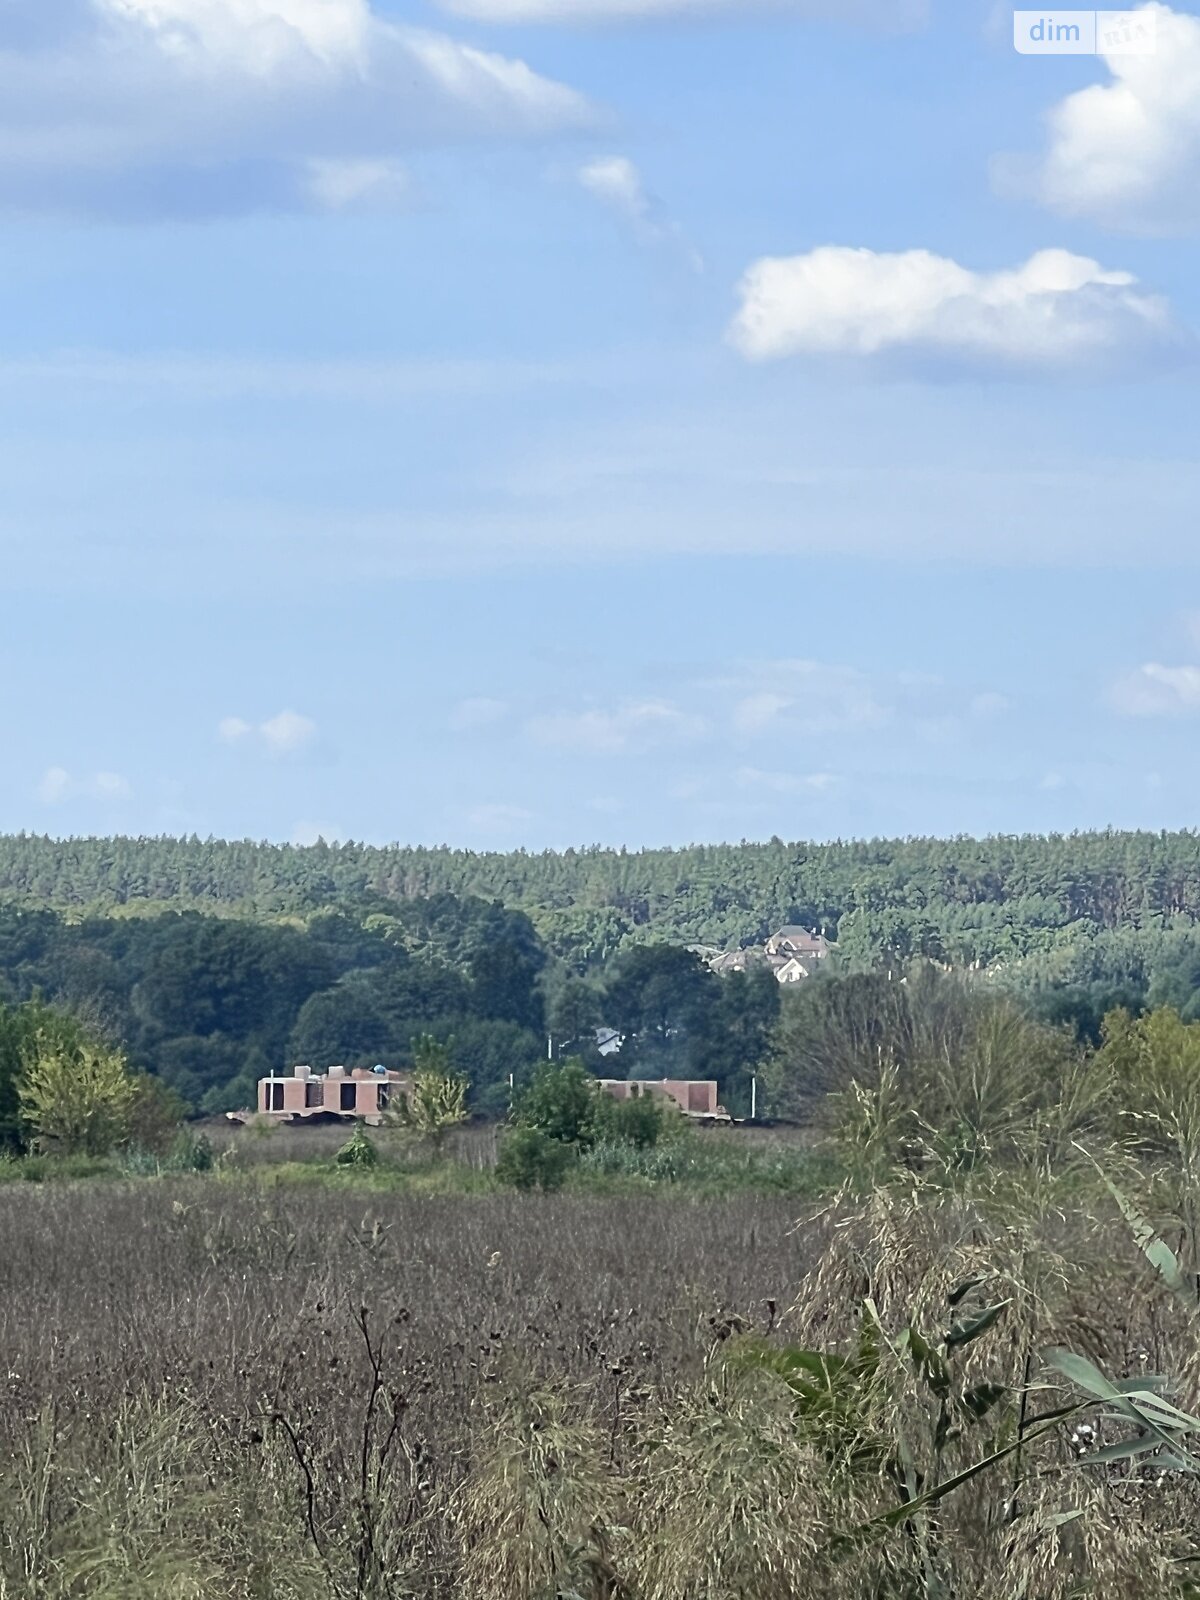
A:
<box><xmin>0</xmin><ymin>1169</ymin><xmax>1198</xmax><ymax>1598</ymax></box>
<box><xmin>0</xmin><ymin>1180</ymin><xmax>811</xmax><ymax>1597</ymax></box>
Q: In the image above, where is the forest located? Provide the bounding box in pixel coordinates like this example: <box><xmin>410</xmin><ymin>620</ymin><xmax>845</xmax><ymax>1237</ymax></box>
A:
<box><xmin>5</xmin><ymin>830</ymin><xmax>1200</xmax><ymax>1115</ymax></box>
<box><xmin>5</xmin><ymin>827</ymin><xmax>1200</xmax><ymax>966</ymax></box>
<box><xmin>0</xmin><ymin>895</ymin><xmax>780</xmax><ymax>1118</ymax></box>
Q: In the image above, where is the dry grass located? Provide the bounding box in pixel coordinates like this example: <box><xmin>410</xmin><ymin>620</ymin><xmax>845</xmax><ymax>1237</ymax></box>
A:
<box><xmin>0</xmin><ymin>1173</ymin><xmax>1198</xmax><ymax>1597</ymax></box>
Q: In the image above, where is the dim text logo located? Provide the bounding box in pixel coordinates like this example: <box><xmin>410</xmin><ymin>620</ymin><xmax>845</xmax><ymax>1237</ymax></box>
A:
<box><xmin>1013</xmin><ymin>9</ymin><xmax>1158</xmax><ymax>53</ymax></box>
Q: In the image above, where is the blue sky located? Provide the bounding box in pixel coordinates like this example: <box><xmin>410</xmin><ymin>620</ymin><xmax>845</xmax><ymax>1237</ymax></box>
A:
<box><xmin>4</xmin><ymin>0</ymin><xmax>1200</xmax><ymax>849</ymax></box>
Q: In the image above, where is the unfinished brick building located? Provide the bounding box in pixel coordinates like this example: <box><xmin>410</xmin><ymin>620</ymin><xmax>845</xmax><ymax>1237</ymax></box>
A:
<box><xmin>597</xmin><ymin>1078</ymin><xmax>725</xmax><ymax>1119</ymax></box>
<box><xmin>256</xmin><ymin>1065</ymin><xmax>410</xmax><ymax>1125</ymax></box>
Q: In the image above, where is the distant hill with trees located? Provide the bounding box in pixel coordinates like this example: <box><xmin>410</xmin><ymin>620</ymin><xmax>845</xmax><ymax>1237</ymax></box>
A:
<box><xmin>3</xmin><ymin>828</ymin><xmax>1200</xmax><ymax>966</ymax></box>
<box><xmin>6</xmin><ymin>830</ymin><xmax>1200</xmax><ymax>1116</ymax></box>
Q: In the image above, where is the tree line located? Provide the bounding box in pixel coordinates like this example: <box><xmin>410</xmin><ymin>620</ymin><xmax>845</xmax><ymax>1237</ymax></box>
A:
<box><xmin>7</xmin><ymin>828</ymin><xmax>1200</xmax><ymax>966</ymax></box>
<box><xmin>0</xmin><ymin>896</ymin><xmax>781</xmax><ymax>1123</ymax></box>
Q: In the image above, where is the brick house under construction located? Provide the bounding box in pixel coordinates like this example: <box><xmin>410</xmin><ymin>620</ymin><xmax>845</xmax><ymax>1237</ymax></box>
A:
<box><xmin>597</xmin><ymin>1079</ymin><xmax>726</xmax><ymax>1119</ymax></box>
<box><xmin>257</xmin><ymin>1065</ymin><xmax>410</xmax><ymax>1125</ymax></box>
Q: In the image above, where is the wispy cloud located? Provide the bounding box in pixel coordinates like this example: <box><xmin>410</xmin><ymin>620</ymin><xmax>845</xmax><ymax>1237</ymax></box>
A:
<box><xmin>577</xmin><ymin>155</ymin><xmax>702</xmax><ymax>269</ymax></box>
<box><xmin>1109</xmin><ymin>662</ymin><xmax>1200</xmax><ymax>717</ymax></box>
<box><xmin>220</xmin><ymin>709</ymin><xmax>318</xmax><ymax>753</ymax></box>
<box><xmin>0</xmin><ymin>350</ymin><xmax>584</xmax><ymax>403</ymax></box>
<box><xmin>734</xmin><ymin>766</ymin><xmax>837</xmax><ymax>795</ymax></box>
<box><xmin>722</xmin><ymin>660</ymin><xmax>886</xmax><ymax>736</ymax></box>
<box><xmin>0</xmin><ymin>0</ymin><xmax>593</xmax><ymax>219</ymax></box>
<box><xmin>729</xmin><ymin>245</ymin><xmax>1186</xmax><ymax>375</ymax></box>
<box><xmin>526</xmin><ymin>699</ymin><xmax>705</xmax><ymax>754</ymax></box>
<box><xmin>303</xmin><ymin>157</ymin><xmax>411</xmax><ymax>213</ymax></box>
<box><xmin>437</xmin><ymin>0</ymin><xmax>926</xmax><ymax>26</ymax></box>
<box><xmin>37</xmin><ymin>766</ymin><xmax>132</xmax><ymax>804</ymax></box>
<box><xmin>970</xmin><ymin>692</ymin><xmax>1012</xmax><ymax>719</ymax></box>
<box><xmin>466</xmin><ymin>802</ymin><xmax>534</xmax><ymax>830</ymax></box>
<box><xmin>450</xmin><ymin>696</ymin><xmax>510</xmax><ymax>732</ymax></box>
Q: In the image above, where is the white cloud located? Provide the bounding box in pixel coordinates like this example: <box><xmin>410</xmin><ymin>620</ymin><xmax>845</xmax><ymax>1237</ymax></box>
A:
<box><xmin>998</xmin><ymin>4</ymin><xmax>1200</xmax><ymax>233</ymax></box>
<box><xmin>712</xmin><ymin>659</ymin><xmax>1003</xmax><ymax>741</ymax></box>
<box><xmin>733</xmin><ymin>692</ymin><xmax>796</xmax><ymax>734</ymax></box>
<box><xmin>303</xmin><ymin>156</ymin><xmax>410</xmax><ymax>212</ymax></box>
<box><xmin>98</xmin><ymin>0</ymin><xmax>372</xmax><ymax>74</ymax></box>
<box><xmin>725</xmin><ymin>660</ymin><xmax>885</xmax><ymax>736</ymax></box>
<box><xmin>579</xmin><ymin>155</ymin><xmax>649</xmax><ymax>220</ymax></box>
<box><xmin>37</xmin><ymin>766</ymin><xmax>132</xmax><ymax>803</ymax></box>
<box><xmin>0</xmin><ymin>0</ymin><xmax>592</xmax><ymax>218</ymax></box>
<box><xmin>734</xmin><ymin>766</ymin><xmax>837</xmax><ymax>795</ymax></box>
<box><xmin>450</xmin><ymin>696</ymin><xmax>510</xmax><ymax>731</ymax></box>
<box><xmin>220</xmin><ymin>709</ymin><xmax>317</xmax><ymax>753</ymax></box>
<box><xmin>467</xmin><ymin>802</ymin><xmax>534</xmax><ymax>830</ymax></box>
<box><xmin>728</xmin><ymin>245</ymin><xmax>1184</xmax><ymax>374</ymax></box>
<box><xmin>92</xmin><ymin>770</ymin><xmax>133</xmax><ymax>798</ymax></box>
<box><xmin>437</xmin><ymin>0</ymin><xmax>926</xmax><ymax>26</ymax></box>
<box><xmin>577</xmin><ymin>154</ymin><xmax>702</xmax><ymax>268</ymax></box>
<box><xmin>1109</xmin><ymin>662</ymin><xmax>1200</xmax><ymax>716</ymax></box>
<box><xmin>261</xmin><ymin>708</ymin><xmax>317</xmax><ymax>753</ymax></box>
<box><xmin>527</xmin><ymin>699</ymin><xmax>705</xmax><ymax>753</ymax></box>
<box><xmin>37</xmin><ymin>767</ymin><xmax>72</xmax><ymax>804</ymax></box>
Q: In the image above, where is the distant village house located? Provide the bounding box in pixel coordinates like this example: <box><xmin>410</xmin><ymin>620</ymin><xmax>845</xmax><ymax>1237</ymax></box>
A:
<box><xmin>764</xmin><ymin>926</ymin><xmax>832</xmax><ymax>963</ymax></box>
<box><xmin>705</xmin><ymin>925</ymin><xmax>833</xmax><ymax>984</ymax></box>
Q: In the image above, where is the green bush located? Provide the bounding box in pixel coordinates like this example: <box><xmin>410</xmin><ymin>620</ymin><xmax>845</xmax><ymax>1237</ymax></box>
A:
<box><xmin>495</xmin><ymin>1126</ymin><xmax>574</xmax><ymax>1191</ymax></box>
<box><xmin>167</xmin><ymin>1129</ymin><xmax>215</xmax><ymax>1173</ymax></box>
<box><xmin>335</xmin><ymin>1125</ymin><xmax>379</xmax><ymax>1168</ymax></box>
<box><xmin>511</xmin><ymin>1060</ymin><xmax>603</xmax><ymax>1150</ymax></box>
<box><xmin>597</xmin><ymin>1092</ymin><xmax>672</xmax><ymax>1150</ymax></box>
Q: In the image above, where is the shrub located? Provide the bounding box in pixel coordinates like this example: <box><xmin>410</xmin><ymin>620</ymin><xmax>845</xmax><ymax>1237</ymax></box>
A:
<box><xmin>495</xmin><ymin>1126</ymin><xmax>573</xmax><ymax>1191</ymax></box>
<box><xmin>18</xmin><ymin>1035</ymin><xmax>140</xmax><ymax>1157</ymax></box>
<box><xmin>598</xmin><ymin>1091</ymin><xmax>672</xmax><ymax>1150</ymax></box>
<box><xmin>335</xmin><ymin>1125</ymin><xmax>378</xmax><ymax>1168</ymax></box>
<box><xmin>167</xmin><ymin>1129</ymin><xmax>215</xmax><ymax>1173</ymax></box>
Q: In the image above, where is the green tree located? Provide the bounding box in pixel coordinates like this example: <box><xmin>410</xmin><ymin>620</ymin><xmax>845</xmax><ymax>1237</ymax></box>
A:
<box><xmin>1097</xmin><ymin>1006</ymin><xmax>1200</xmax><ymax>1175</ymax></box>
<box><xmin>1147</xmin><ymin>940</ymin><xmax>1200</xmax><ymax>1022</ymax></box>
<box><xmin>0</xmin><ymin>1000</ymin><xmax>98</xmax><ymax>1152</ymax></box>
<box><xmin>512</xmin><ymin>1059</ymin><xmax>603</xmax><ymax>1150</ymax></box>
<box><xmin>603</xmin><ymin>945</ymin><xmax>715</xmax><ymax>1077</ymax></box>
<box><xmin>19</xmin><ymin>1033</ymin><xmax>139</xmax><ymax>1155</ymax></box>
<box><xmin>691</xmin><ymin>965</ymin><xmax>781</xmax><ymax>1113</ymax></box>
<box><xmin>393</xmin><ymin>1035</ymin><xmax>469</xmax><ymax>1147</ymax></box>
<box><xmin>128</xmin><ymin>1073</ymin><xmax>185</xmax><ymax>1154</ymax></box>
<box><xmin>544</xmin><ymin>974</ymin><xmax>602</xmax><ymax>1056</ymax></box>
<box><xmin>289</xmin><ymin>982</ymin><xmax>392</xmax><ymax>1068</ymax></box>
